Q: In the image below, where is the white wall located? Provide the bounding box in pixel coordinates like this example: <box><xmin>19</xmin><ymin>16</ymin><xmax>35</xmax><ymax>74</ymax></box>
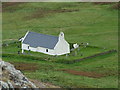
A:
<box><xmin>22</xmin><ymin>42</ymin><xmax>70</xmax><ymax>55</ymax></box>
<box><xmin>22</xmin><ymin>43</ymin><xmax>29</xmax><ymax>50</ymax></box>
<box><xmin>37</xmin><ymin>47</ymin><xmax>55</xmax><ymax>55</ymax></box>
<box><xmin>30</xmin><ymin>47</ymin><xmax>36</xmax><ymax>52</ymax></box>
<box><xmin>54</xmin><ymin>32</ymin><xmax>70</xmax><ymax>55</ymax></box>
<box><xmin>22</xmin><ymin>43</ymin><xmax>56</xmax><ymax>55</ymax></box>
<box><xmin>54</xmin><ymin>39</ymin><xmax>70</xmax><ymax>55</ymax></box>
<box><xmin>22</xmin><ymin>43</ymin><xmax>36</xmax><ymax>52</ymax></box>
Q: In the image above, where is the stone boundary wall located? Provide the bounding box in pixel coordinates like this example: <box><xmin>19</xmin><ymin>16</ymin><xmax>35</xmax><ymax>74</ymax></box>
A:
<box><xmin>64</xmin><ymin>49</ymin><xmax>117</xmax><ymax>64</ymax></box>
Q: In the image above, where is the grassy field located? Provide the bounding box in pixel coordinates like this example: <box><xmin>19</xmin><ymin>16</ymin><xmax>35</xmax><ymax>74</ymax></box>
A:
<box><xmin>2</xmin><ymin>2</ymin><xmax>118</xmax><ymax>88</ymax></box>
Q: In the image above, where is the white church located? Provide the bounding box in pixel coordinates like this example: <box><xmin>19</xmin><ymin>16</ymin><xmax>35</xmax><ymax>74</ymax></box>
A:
<box><xmin>19</xmin><ymin>31</ymin><xmax>70</xmax><ymax>55</ymax></box>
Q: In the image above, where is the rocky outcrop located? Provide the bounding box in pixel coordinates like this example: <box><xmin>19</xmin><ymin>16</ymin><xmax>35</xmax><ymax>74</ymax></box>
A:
<box><xmin>0</xmin><ymin>60</ymin><xmax>36</xmax><ymax>89</ymax></box>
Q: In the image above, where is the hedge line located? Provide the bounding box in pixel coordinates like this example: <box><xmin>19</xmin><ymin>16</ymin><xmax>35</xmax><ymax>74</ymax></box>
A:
<box><xmin>2</xmin><ymin>53</ymin><xmax>46</xmax><ymax>61</ymax></box>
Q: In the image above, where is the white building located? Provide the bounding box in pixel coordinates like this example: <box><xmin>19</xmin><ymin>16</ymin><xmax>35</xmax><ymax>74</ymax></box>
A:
<box><xmin>19</xmin><ymin>31</ymin><xmax>70</xmax><ymax>55</ymax></box>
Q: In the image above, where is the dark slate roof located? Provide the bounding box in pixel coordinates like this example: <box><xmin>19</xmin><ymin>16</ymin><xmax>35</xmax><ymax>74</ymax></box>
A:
<box><xmin>23</xmin><ymin>31</ymin><xmax>59</xmax><ymax>49</ymax></box>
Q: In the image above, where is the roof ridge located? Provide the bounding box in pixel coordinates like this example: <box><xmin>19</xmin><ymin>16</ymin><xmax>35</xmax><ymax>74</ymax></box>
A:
<box><xmin>29</xmin><ymin>31</ymin><xmax>58</xmax><ymax>38</ymax></box>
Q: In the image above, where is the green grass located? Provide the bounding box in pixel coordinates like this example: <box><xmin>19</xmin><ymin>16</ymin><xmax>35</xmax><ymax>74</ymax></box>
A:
<box><xmin>2</xmin><ymin>2</ymin><xmax>118</xmax><ymax>88</ymax></box>
<box><xmin>2</xmin><ymin>52</ymin><xmax>118</xmax><ymax>88</ymax></box>
<box><xmin>2</xmin><ymin>2</ymin><xmax>118</xmax><ymax>49</ymax></box>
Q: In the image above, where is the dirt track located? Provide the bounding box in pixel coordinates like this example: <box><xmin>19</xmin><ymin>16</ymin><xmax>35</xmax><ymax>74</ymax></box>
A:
<box><xmin>10</xmin><ymin>62</ymin><xmax>39</xmax><ymax>72</ymax></box>
<box><xmin>25</xmin><ymin>9</ymin><xmax>79</xmax><ymax>20</ymax></box>
<box><xmin>60</xmin><ymin>69</ymin><xmax>106</xmax><ymax>78</ymax></box>
<box><xmin>2</xmin><ymin>2</ymin><xmax>25</xmax><ymax>8</ymax></box>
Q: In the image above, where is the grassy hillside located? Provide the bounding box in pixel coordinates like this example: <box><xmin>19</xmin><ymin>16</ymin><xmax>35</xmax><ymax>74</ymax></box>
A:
<box><xmin>2</xmin><ymin>2</ymin><xmax>118</xmax><ymax>48</ymax></box>
<box><xmin>2</xmin><ymin>2</ymin><xmax>118</xmax><ymax>88</ymax></box>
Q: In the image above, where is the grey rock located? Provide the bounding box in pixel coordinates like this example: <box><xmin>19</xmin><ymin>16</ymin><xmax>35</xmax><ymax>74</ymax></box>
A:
<box><xmin>28</xmin><ymin>81</ymin><xmax>37</xmax><ymax>88</ymax></box>
<box><xmin>0</xmin><ymin>60</ymin><xmax>37</xmax><ymax>88</ymax></box>
<box><xmin>0</xmin><ymin>81</ymin><xmax>9</xmax><ymax>89</ymax></box>
<box><xmin>7</xmin><ymin>80</ymin><xmax>14</xmax><ymax>89</ymax></box>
